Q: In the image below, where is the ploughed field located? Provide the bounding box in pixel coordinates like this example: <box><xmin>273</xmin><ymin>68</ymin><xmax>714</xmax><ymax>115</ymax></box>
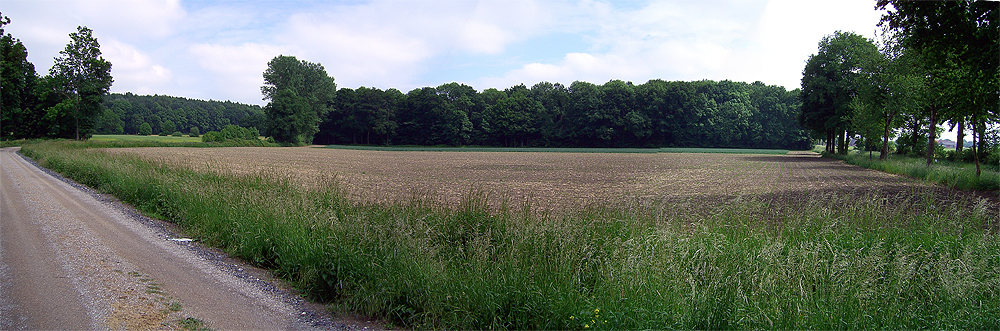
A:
<box><xmin>105</xmin><ymin>147</ymin><xmax>974</xmax><ymax>210</ymax></box>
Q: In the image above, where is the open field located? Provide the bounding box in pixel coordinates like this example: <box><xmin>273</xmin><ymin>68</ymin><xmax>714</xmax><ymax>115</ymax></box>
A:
<box><xmin>104</xmin><ymin>146</ymin><xmax>988</xmax><ymax>210</ymax></box>
<box><xmin>91</xmin><ymin>134</ymin><xmax>202</xmax><ymax>143</ymax></box>
<box><xmin>23</xmin><ymin>141</ymin><xmax>1000</xmax><ymax>329</ymax></box>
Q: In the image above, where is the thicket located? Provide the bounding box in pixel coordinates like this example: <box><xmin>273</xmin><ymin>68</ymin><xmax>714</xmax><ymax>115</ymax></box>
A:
<box><xmin>20</xmin><ymin>141</ymin><xmax>1000</xmax><ymax>330</ymax></box>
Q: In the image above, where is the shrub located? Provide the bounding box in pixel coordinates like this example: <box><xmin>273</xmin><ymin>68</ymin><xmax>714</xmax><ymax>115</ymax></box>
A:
<box><xmin>189</xmin><ymin>127</ymin><xmax>200</xmax><ymax>138</ymax></box>
<box><xmin>171</xmin><ymin>131</ymin><xmax>183</xmax><ymax>137</ymax></box>
<box><xmin>201</xmin><ymin>131</ymin><xmax>222</xmax><ymax>143</ymax></box>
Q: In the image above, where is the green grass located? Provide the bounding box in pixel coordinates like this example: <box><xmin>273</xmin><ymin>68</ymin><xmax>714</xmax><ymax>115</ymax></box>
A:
<box><xmin>834</xmin><ymin>151</ymin><xmax>1000</xmax><ymax>191</ymax></box>
<box><xmin>324</xmin><ymin>145</ymin><xmax>791</xmax><ymax>154</ymax></box>
<box><xmin>91</xmin><ymin>134</ymin><xmax>204</xmax><ymax>143</ymax></box>
<box><xmin>21</xmin><ymin>140</ymin><xmax>1000</xmax><ymax>330</ymax></box>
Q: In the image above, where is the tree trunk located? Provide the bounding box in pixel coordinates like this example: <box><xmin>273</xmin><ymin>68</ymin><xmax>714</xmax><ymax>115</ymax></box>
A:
<box><xmin>926</xmin><ymin>106</ymin><xmax>937</xmax><ymax>167</ymax></box>
<box><xmin>837</xmin><ymin>130</ymin><xmax>846</xmax><ymax>155</ymax></box>
<box><xmin>972</xmin><ymin>116</ymin><xmax>981</xmax><ymax>176</ymax></box>
<box><xmin>826</xmin><ymin>131</ymin><xmax>835</xmax><ymax>153</ymax></box>
<box><xmin>956</xmin><ymin>120</ymin><xmax>964</xmax><ymax>153</ymax></box>
<box><xmin>880</xmin><ymin>113</ymin><xmax>892</xmax><ymax>160</ymax></box>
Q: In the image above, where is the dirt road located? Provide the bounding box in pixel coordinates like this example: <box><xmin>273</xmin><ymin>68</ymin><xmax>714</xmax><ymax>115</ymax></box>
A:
<box><xmin>0</xmin><ymin>147</ymin><xmax>343</xmax><ymax>330</ymax></box>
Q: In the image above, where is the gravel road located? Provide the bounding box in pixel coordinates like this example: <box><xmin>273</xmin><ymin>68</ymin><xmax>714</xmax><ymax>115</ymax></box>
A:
<box><xmin>0</xmin><ymin>147</ymin><xmax>368</xmax><ymax>330</ymax></box>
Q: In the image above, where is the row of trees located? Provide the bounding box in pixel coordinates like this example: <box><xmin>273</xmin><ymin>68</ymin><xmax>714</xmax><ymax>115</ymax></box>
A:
<box><xmin>1</xmin><ymin>13</ymin><xmax>113</xmax><ymax>140</ymax></box>
<box><xmin>98</xmin><ymin>93</ymin><xmax>266</xmax><ymax>136</ymax></box>
<box><xmin>799</xmin><ymin>0</ymin><xmax>997</xmax><ymax>173</ymax></box>
<box><xmin>262</xmin><ymin>56</ymin><xmax>812</xmax><ymax>149</ymax></box>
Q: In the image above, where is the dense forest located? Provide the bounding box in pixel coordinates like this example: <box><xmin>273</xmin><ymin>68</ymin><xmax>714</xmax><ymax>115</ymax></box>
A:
<box><xmin>87</xmin><ymin>80</ymin><xmax>810</xmax><ymax>150</ymax></box>
<box><xmin>96</xmin><ymin>93</ymin><xmax>266</xmax><ymax>136</ymax></box>
<box><xmin>316</xmin><ymin>79</ymin><xmax>810</xmax><ymax>149</ymax></box>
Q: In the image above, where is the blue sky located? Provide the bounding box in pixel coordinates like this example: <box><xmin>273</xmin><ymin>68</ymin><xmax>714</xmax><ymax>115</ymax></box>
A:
<box><xmin>5</xmin><ymin>0</ymin><xmax>886</xmax><ymax>107</ymax></box>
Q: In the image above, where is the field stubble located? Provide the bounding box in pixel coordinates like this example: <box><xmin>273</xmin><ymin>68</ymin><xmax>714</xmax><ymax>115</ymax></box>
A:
<box><xmin>104</xmin><ymin>147</ymin><xmax>989</xmax><ymax>214</ymax></box>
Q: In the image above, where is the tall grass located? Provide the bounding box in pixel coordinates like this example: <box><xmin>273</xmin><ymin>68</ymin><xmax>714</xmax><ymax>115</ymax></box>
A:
<box><xmin>836</xmin><ymin>151</ymin><xmax>1000</xmax><ymax>191</ymax></box>
<box><xmin>21</xmin><ymin>141</ymin><xmax>1000</xmax><ymax>329</ymax></box>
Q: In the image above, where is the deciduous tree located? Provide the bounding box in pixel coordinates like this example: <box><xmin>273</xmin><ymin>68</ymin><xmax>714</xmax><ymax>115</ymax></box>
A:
<box><xmin>50</xmin><ymin>26</ymin><xmax>113</xmax><ymax>140</ymax></box>
<box><xmin>262</xmin><ymin>55</ymin><xmax>336</xmax><ymax>145</ymax></box>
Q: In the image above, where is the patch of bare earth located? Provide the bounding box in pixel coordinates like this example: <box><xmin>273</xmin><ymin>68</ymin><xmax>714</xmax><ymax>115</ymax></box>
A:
<box><xmin>103</xmin><ymin>147</ymin><xmax>997</xmax><ymax>212</ymax></box>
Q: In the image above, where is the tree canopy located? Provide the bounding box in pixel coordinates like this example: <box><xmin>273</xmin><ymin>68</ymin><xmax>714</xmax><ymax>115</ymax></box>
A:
<box><xmin>318</xmin><ymin>79</ymin><xmax>811</xmax><ymax>149</ymax></box>
<box><xmin>50</xmin><ymin>26</ymin><xmax>113</xmax><ymax>140</ymax></box>
<box><xmin>262</xmin><ymin>55</ymin><xmax>336</xmax><ymax>145</ymax></box>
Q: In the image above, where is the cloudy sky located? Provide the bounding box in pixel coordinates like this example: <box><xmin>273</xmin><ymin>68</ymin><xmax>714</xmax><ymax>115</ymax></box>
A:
<box><xmin>4</xmin><ymin>0</ymin><xmax>886</xmax><ymax>107</ymax></box>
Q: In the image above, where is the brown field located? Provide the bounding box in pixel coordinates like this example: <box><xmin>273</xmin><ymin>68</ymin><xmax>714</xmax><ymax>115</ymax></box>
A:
<box><xmin>101</xmin><ymin>146</ymin><xmax>996</xmax><ymax>211</ymax></box>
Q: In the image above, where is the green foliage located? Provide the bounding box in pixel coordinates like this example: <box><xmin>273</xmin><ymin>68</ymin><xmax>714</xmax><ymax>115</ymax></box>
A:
<box><xmin>161</xmin><ymin>120</ymin><xmax>176</xmax><ymax>136</ymax></box>
<box><xmin>321</xmin><ymin>79</ymin><xmax>811</xmax><ymax>149</ymax></box>
<box><xmin>0</xmin><ymin>13</ymin><xmax>41</xmax><ymax>141</ymax></box>
<box><xmin>49</xmin><ymin>26</ymin><xmax>113</xmax><ymax>140</ymax></box>
<box><xmin>799</xmin><ymin>31</ymin><xmax>879</xmax><ymax>154</ymax></box>
<box><xmin>171</xmin><ymin>131</ymin><xmax>182</xmax><ymax>137</ymax></box>
<box><xmin>22</xmin><ymin>141</ymin><xmax>1000</xmax><ymax>330</ymax></box>
<box><xmin>138</xmin><ymin>122</ymin><xmax>152</xmax><ymax>136</ymax></box>
<box><xmin>201</xmin><ymin>125</ymin><xmax>260</xmax><ymax>144</ymax></box>
<box><xmin>98</xmin><ymin>93</ymin><xmax>264</xmax><ymax>136</ymax></box>
<box><xmin>189</xmin><ymin>127</ymin><xmax>200</xmax><ymax>137</ymax></box>
<box><xmin>832</xmin><ymin>151</ymin><xmax>1000</xmax><ymax>191</ymax></box>
<box><xmin>262</xmin><ymin>55</ymin><xmax>336</xmax><ymax>145</ymax></box>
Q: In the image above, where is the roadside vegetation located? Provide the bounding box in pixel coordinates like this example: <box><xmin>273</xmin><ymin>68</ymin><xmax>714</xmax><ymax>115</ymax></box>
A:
<box><xmin>829</xmin><ymin>150</ymin><xmax>1000</xmax><ymax>191</ymax></box>
<box><xmin>21</xmin><ymin>140</ymin><xmax>1000</xmax><ymax>330</ymax></box>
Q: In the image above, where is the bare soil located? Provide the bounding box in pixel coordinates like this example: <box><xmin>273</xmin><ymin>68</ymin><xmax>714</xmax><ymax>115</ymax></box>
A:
<box><xmin>106</xmin><ymin>147</ymin><xmax>996</xmax><ymax>211</ymax></box>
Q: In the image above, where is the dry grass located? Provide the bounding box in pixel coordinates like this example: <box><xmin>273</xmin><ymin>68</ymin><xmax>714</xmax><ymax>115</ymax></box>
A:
<box><xmin>103</xmin><ymin>147</ymin><xmax>977</xmax><ymax>211</ymax></box>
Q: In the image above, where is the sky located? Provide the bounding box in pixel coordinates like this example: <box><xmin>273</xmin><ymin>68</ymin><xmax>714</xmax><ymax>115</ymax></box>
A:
<box><xmin>4</xmin><ymin>0</ymin><xmax>891</xmax><ymax>105</ymax></box>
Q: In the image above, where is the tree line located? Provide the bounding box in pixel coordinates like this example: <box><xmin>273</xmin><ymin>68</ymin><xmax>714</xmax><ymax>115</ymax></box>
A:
<box><xmin>97</xmin><ymin>93</ymin><xmax>265</xmax><ymax>136</ymax></box>
<box><xmin>263</xmin><ymin>55</ymin><xmax>812</xmax><ymax>149</ymax></box>
<box><xmin>799</xmin><ymin>0</ymin><xmax>997</xmax><ymax>173</ymax></box>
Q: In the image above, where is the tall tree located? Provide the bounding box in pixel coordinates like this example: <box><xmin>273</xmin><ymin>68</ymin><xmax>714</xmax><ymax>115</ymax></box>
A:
<box><xmin>799</xmin><ymin>31</ymin><xmax>879</xmax><ymax>154</ymax></box>
<box><xmin>878</xmin><ymin>0</ymin><xmax>999</xmax><ymax>172</ymax></box>
<box><xmin>0</xmin><ymin>13</ymin><xmax>41</xmax><ymax>140</ymax></box>
<box><xmin>262</xmin><ymin>55</ymin><xmax>336</xmax><ymax>145</ymax></box>
<box><xmin>50</xmin><ymin>26</ymin><xmax>113</xmax><ymax>140</ymax></box>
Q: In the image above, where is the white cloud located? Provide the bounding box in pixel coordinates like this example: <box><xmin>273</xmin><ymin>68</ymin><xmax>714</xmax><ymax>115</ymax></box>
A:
<box><xmin>478</xmin><ymin>0</ymin><xmax>761</xmax><ymax>88</ymax></box>
<box><xmin>715</xmin><ymin>0</ymin><xmax>885</xmax><ymax>89</ymax></box>
<box><xmin>102</xmin><ymin>39</ymin><xmax>174</xmax><ymax>95</ymax></box>
<box><xmin>188</xmin><ymin>43</ymin><xmax>289</xmax><ymax>103</ymax></box>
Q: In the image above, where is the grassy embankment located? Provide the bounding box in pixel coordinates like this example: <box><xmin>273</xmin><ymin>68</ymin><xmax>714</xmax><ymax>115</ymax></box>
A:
<box><xmin>828</xmin><ymin>151</ymin><xmax>1000</xmax><ymax>191</ymax></box>
<box><xmin>20</xmin><ymin>140</ymin><xmax>1000</xmax><ymax>330</ymax></box>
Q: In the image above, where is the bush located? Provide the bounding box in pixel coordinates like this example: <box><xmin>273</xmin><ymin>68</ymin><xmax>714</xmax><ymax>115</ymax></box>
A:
<box><xmin>171</xmin><ymin>131</ymin><xmax>183</xmax><ymax>137</ymax></box>
<box><xmin>189</xmin><ymin>127</ymin><xmax>200</xmax><ymax>138</ymax></box>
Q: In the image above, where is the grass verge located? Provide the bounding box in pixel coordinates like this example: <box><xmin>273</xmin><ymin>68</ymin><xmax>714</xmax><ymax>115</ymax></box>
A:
<box><xmin>21</xmin><ymin>140</ymin><xmax>1000</xmax><ymax>330</ymax></box>
<box><xmin>831</xmin><ymin>151</ymin><xmax>1000</xmax><ymax>191</ymax></box>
